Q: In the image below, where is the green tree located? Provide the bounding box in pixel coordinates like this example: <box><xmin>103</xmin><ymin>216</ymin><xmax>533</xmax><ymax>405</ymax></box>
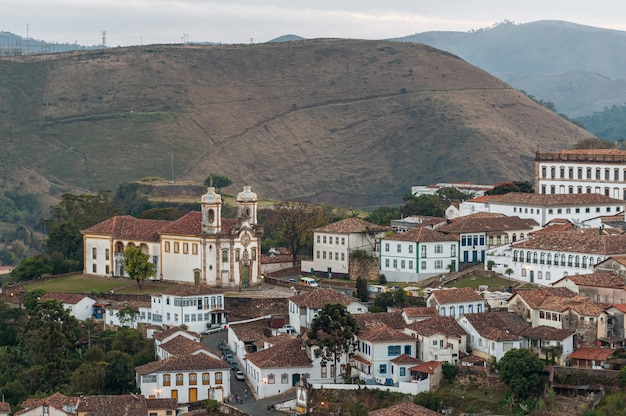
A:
<box><xmin>70</xmin><ymin>361</ymin><xmax>107</xmax><ymax>395</ymax></box>
<box><xmin>436</xmin><ymin>187</ymin><xmax>473</xmax><ymax>204</ymax></box>
<box><xmin>10</xmin><ymin>255</ymin><xmax>52</xmax><ymax>281</ymax></box>
<box><xmin>104</xmin><ymin>350</ymin><xmax>135</xmax><ymax>394</ymax></box>
<box><xmin>498</xmin><ymin>348</ymin><xmax>545</xmax><ymax>401</ymax></box>
<box><xmin>117</xmin><ymin>306</ymin><xmax>140</xmax><ymax>327</ymax></box>
<box><xmin>402</xmin><ymin>193</ymin><xmax>446</xmax><ymax>217</ymax></box>
<box><xmin>123</xmin><ymin>245</ymin><xmax>156</xmax><ymax>289</ymax></box>
<box><xmin>442</xmin><ymin>361</ymin><xmax>457</xmax><ymax>382</ymax></box>
<box><xmin>267</xmin><ymin>201</ymin><xmax>327</xmax><ymax>265</ymax></box>
<box><xmin>204</xmin><ymin>173</ymin><xmax>232</xmax><ymax>193</ymax></box>
<box><xmin>364</xmin><ymin>206</ymin><xmax>400</xmax><ymax>226</ymax></box>
<box><xmin>505</xmin><ymin>268</ymin><xmax>514</xmax><ymax>279</ymax></box>
<box><xmin>486</xmin><ymin>181</ymin><xmax>534</xmax><ymax>195</ymax></box>
<box><xmin>355</xmin><ymin>277</ymin><xmax>368</xmax><ymax>302</ymax></box>
<box><xmin>0</xmin><ymin>299</ymin><xmax>27</xmax><ymax>346</ymax></box>
<box><xmin>45</xmin><ymin>221</ymin><xmax>83</xmax><ymax>273</ymax></box>
<box><xmin>23</xmin><ymin>289</ymin><xmax>46</xmax><ymax>313</ymax></box>
<box><xmin>308</xmin><ymin>302</ymin><xmax>359</xmax><ymax>383</ymax></box>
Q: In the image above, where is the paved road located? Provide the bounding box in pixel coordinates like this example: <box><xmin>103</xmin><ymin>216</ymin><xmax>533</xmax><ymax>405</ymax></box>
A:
<box><xmin>202</xmin><ymin>330</ymin><xmax>296</xmax><ymax>416</ymax></box>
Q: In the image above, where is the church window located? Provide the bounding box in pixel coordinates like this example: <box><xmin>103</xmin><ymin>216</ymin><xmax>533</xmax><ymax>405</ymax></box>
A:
<box><xmin>174</xmin><ymin>242</ymin><xmax>179</xmax><ymax>253</ymax></box>
<box><xmin>222</xmin><ymin>250</ymin><xmax>229</xmax><ymax>263</ymax></box>
<box><xmin>235</xmin><ymin>249</ymin><xmax>240</xmax><ymax>262</ymax></box>
<box><xmin>252</xmin><ymin>248</ymin><xmax>257</xmax><ymax>261</ymax></box>
<box><xmin>183</xmin><ymin>243</ymin><xmax>189</xmax><ymax>254</ymax></box>
<box><xmin>192</xmin><ymin>244</ymin><xmax>198</xmax><ymax>255</ymax></box>
<box><xmin>208</xmin><ymin>209</ymin><xmax>215</xmax><ymax>224</ymax></box>
<box><xmin>164</xmin><ymin>241</ymin><xmax>170</xmax><ymax>252</ymax></box>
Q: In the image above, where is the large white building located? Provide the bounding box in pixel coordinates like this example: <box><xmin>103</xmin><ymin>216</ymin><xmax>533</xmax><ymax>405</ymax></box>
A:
<box><xmin>301</xmin><ymin>217</ymin><xmax>389</xmax><ymax>277</ymax></box>
<box><xmin>535</xmin><ymin>148</ymin><xmax>626</xmax><ymax>199</ymax></box>
<box><xmin>82</xmin><ymin>186</ymin><xmax>263</xmax><ymax>288</ymax></box>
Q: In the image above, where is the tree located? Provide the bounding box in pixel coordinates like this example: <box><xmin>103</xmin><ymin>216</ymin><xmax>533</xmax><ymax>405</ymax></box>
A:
<box><xmin>402</xmin><ymin>193</ymin><xmax>446</xmax><ymax>217</ymax></box>
<box><xmin>364</xmin><ymin>206</ymin><xmax>400</xmax><ymax>226</ymax></box>
<box><xmin>498</xmin><ymin>348</ymin><xmax>545</xmax><ymax>402</ymax></box>
<box><xmin>10</xmin><ymin>255</ymin><xmax>52</xmax><ymax>282</ymax></box>
<box><xmin>355</xmin><ymin>277</ymin><xmax>368</xmax><ymax>302</ymax></box>
<box><xmin>307</xmin><ymin>302</ymin><xmax>359</xmax><ymax>383</ymax></box>
<box><xmin>123</xmin><ymin>246</ymin><xmax>156</xmax><ymax>289</ymax></box>
<box><xmin>505</xmin><ymin>268</ymin><xmax>514</xmax><ymax>279</ymax></box>
<box><xmin>117</xmin><ymin>306</ymin><xmax>140</xmax><ymax>327</ymax></box>
<box><xmin>103</xmin><ymin>350</ymin><xmax>135</xmax><ymax>394</ymax></box>
<box><xmin>204</xmin><ymin>174</ymin><xmax>232</xmax><ymax>193</ymax></box>
<box><xmin>486</xmin><ymin>181</ymin><xmax>534</xmax><ymax>195</ymax></box>
<box><xmin>267</xmin><ymin>201</ymin><xmax>327</xmax><ymax>265</ymax></box>
<box><xmin>442</xmin><ymin>361</ymin><xmax>457</xmax><ymax>382</ymax></box>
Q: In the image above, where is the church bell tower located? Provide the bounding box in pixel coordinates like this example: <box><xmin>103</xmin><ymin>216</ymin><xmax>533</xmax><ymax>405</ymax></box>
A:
<box><xmin>201</xmin><ymin>186</ymin><xmax>222</xmax><ymax>235</ymax></box>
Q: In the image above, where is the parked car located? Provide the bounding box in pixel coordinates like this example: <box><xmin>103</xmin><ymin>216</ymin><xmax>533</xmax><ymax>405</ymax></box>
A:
<box><xmin>218</xmin><ymin>340</ymin><xmax>226</xmax><ymax>350</ymax></box>
<box><xmin>225</xmin><ymin>354</ymin><xmax>234</xmax><ymax>362</ymax></box>
<box><xmin>231</xmin><ymin>362</ymin><xmax>239</xmax><ymax>371</ymax></box>
<box><xmin>235</xmin><ymin>370</ymin><xmax>245</xmax><ymax>380</ymax></box>
<box><xmin>278</xmin><ymin>325</ymin><xmax>296</xmax><ymax>334</ymax></box>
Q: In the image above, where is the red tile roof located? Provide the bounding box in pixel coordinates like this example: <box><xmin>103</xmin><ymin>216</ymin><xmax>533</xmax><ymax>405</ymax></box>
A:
<box><xmin>359</xmin><ymin>324</ymin><xmax>415</xmax><ymax>343</ymax></box>
<box><xmin>408</xmin><ymin>361</ymin><xmax>441</xmax><ymax>374</ymax></box>
<box><xmin>462</xmin><ymin>312</ymin><xmax>529</xmax><ymax>341</ymax></box>
<box><xmin>76</xmin><ymin>394</ymin><xmax>148</xmax><ymax>416</ymax></box>
<box><xmin>82</xmin><ymin>215</ymin><xmax>171</xmax><ymax>241</ymax></box>
<box><xmin>391</xmin><ymin>354</ymin><xmax>421</xmax><ymax>365</ymax></box>
<box><xmin>369</xmin><ymin>401</ymin><xmax>440</xmax><ymax>416</ymax></box>
<box><xmin>555</xmin><ymin>271</ymin><xmax>625</xmax><ymax>289</ymax></box>
<box><xmin>159</xmin><ymin>335</ymin><xmax>215</xmax><ymax>357</ymax></box>
<box><xmin>40</xmin><ymin>292</ymin><xmax>94</xmax><ymax>305</ymax></box>
<box><xmin>289</xmin><ymin>288</ymin><xmax>359</xmax><ymax>309</ymax></box>
<box><xmin>512</xmin><ymin>228</ymin><xmax>626</xmax><ymax>255</ymax></box>
<box><xmin>436</xmin><ymin>215</ymin><xmax>538</xmax><ymax>234</ymax></box>
<box><xmin>512</xmin><ymin>287</ymin><xmax>577</xmax><ymax>309</ymax></box>
<box><xmin>158</xmin><ymin>211</ymin><xmax>239</xmax><ymax>237</ymax></box>
<box><xmin>135</xmin><ymin>353</ymin><xmax>229</xmax><ymax>374</ymax></box>
<box><xmin>467</xmin><ymin>192</ymin><xmax>624</xmax><ymax>206</ymax></box>
<box><xmin>521</xmin><ymin>325</ymin><xmax>575</xmax><ymax>341</ymax></box>
<box><xmin>402</xmin><ymin>307</ymin><xmax>437</xmax><ymax>319</ymax></box>
<box><xmin>406</xmin><ymin>316</ymin><xmax>467</xmax><ymax>337</ymax></box>
<box><xmin>385</xmin><ymin>227</ymin><xmax>457</xmax><ymax>242</ymax></box>
<box><xmin>314</xmin><ymin>217</ymin><xmax>390</xmax><ymax>234</ymax></box>
<box><xmin>353</xmin><ymin>312</ymin><xmax>406</xmax><ymax>330</ymax></box>
<box><xmin>430</xmin><ymin>287</ymin><xmax>483</xmax><ymax>304</ymax></box>
<box><xmin>20</xmin><ymin>392</ymin><xmax>78</xmax><ymax>414</ymax></box>
<box><xmin>245</xmin><ymin>337</ymin><xmax>312</xmax><ymax>368</ymax></box>
<box><xmin>568</xmin><ymin>347</ymin><xmax>616</xmax><ymax>361</ymax></box>
<box><xmin>152</xmin><ymin>327</ymin><xmax>200</xmax><ymax>342</ymax></box>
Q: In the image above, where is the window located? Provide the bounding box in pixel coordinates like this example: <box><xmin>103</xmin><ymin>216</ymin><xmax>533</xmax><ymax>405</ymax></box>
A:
<box><xmin>189</xmin><ymin>373</ymin><xmax>197</xmax><ymax>385</ymax></box>
<box><xmin>388</xmin><ymin>345</ymin><xmax>401</xmax><ymax>356</ymax></box>
<box><xmin>435</xmin><ymin>260</ymin><xmax>443</xmax><ymax>269</ymax></box>
<box><xmin>408</xmin><ymin>260</ymin><xmax>413</xmax><ymax>269</ymax></box>
<box><xmin>434</xmin><ymin>244</ymin><xmax>443</xmax><ymax>254</ymax></box>
<box><xmin>397</xmin><ymin>244</ymin><xmax>401</xmax><ymax>253</ymax></box>
<box><xmin>578</xmin><ymin>168</ymin><xmax>583</xmax><ymax>179</ymax></box>
<box><xmin>404</xmin><ymin>345</ymin><xmax>412</xmax><ymax>355</ymax></box>
<box><xmin>321</xmin><ymin>365</ymin><xmax>327</xmax><ymax>378</ymax></box>
<box><xmin>400</xmin><ymin>260</ymin><xmax>405</xmax><ymax>269</ymax></box>
<box><xmin>385</xmin><ymin>259</ymin><xmax>390</xmax><ymax>268</ymax></box>
<box><xmin>385</xmin><ymin>243</ymin><xmax>389</xmax><ymax>252</ymax></box>
<box><xmin>165</xmin><ymin>241</ymin><xmax>170</xmax><ymax>252</ymax></box>
<box><xmin>174</xmin><ymin>242</ymin><xmax>179</xmax><ymax>253</ymax></box>
<box><xmin>192</xmin><ymin>243</ymin><xmax>198</xmax><ymax>255</ymax></box>
<box><xmin>341</xmin><ymin>253</ymin><xmax>345</xmax><ymax>261</ymax></box>
<box><xmin>268</xmin><ymin>374</ymin><xmax>275</xmax><ymax>384</ymax></box>
<box><xmin>341</xmin><ymin>237</ymin><xmax>345</xmax><ymax>245</ymax></box>
<box><xmin>317</xmin><ymin>235</ymin><xmax>320</xmax><ymax>243</ymax></box>
<box><xmin>215</xmin><ymin>372</ymin><xmax>222</xmax><ymax>384</ymax></box>
<box><xmin>542</xmin><ymin>166</ymin><xmax>547</xmax><ymax>178</ymax></box>
<box><xmin>421</xmin><ymin>261</ymin><xmax>426</xmax><ymax>269</ymax></box>
<box><xmin>202</xmin><ymin>373</ymin><xmax>210</xmax><ymax>385</ymax></box>
<box><xmin>408</xmin><ymin>245</ymin><xmax>413</xmax><ymax>254</ymax></box>
<box><xmin>323</xmin><ymin>236</ymin><xmax>327</xmax><ymax>244</ymax></box>
<box><xmin>329</xmin><ymin>237</ymin><xmax>332</xmax><ymax>245</ymax></box>
<box><xmin>252</xmin><ymin>247</ymin><xmax>257</xmax><ymax>261</ymax></box>
<box><xmin>222</xmin><ymin>249</ymin><xmax>229</xmax><ymax>263</ymax></box>
<box><xmin>335</xmin><ymin>237</ymin><xmax>339</xmax><ymax>244</ymax></box>
<box><xmin>105</xmin><ymin>248</ymin><xmax>109</xmax><ymax>260</ymax></box>
<box><xmin>393</xmin><ymin>259</ymin><xmax>397</xmax><ymax>269</ymax></box>
<box><xmin>176</xmin><ymin>373</ymin><xmax>183</xmax><ymax>386</ymax></box>
<box><xmin>163</xmin><ymin>374</ymin><xmax>171</xmax><ymax>386</ymax></box>
<box><xmin>183</xmin><ymin>243</ymin><xmax>189</xmax><ymax>254</ymax></box>
<box><xmin>92</xmin><ymin>247</ymin><xmax>97</xmax><ymax>259</ymax></box>
<box><xmin>379</xmin><ymin>364</ymin><xmax>387</xmax><ymax>374</ymax></box>
<box><xmin>235</xmin><ymin>248</ymin><xmax>240</xmax><ymax>262</ymax></box>
<box><xmin>317</xmin><ymin>251</ymin><xmax>320</xmax><ymax>259</ymax></box>
<box><xmin>400</xmin><ymin>367</ymin><xmax>406</xmax><ymax>376</ymax></box>
<box><xmin>421</xmin><ymin>246</ymin><xmax>427</xmax><ymax>257</ymax></box>
<box><xmin>281</xmin><ymin>373</ymin><xmax>289</xmax><ymax>384</ymax></box>
<box><xmin>450</xmin><ymin>245</ymin><xmax>456</xmax><ymax>256</ymax></box>
<box><xmin>92</xmin><ymin>264</ymin><xmax>97</xmax><ymax>273</ymax></box>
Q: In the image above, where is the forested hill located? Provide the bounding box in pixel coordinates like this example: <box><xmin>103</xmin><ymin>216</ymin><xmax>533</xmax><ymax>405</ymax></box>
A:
<box><xmin>0</xmin><ymin>39</ymin><xmax>590</xmax><ymax>207</ymax></box>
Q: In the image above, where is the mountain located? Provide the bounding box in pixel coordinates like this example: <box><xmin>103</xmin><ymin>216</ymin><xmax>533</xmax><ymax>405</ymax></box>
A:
<box><xmin>392</xmin><ymin>20</ymin><xmax>626</xmax><ymax>117</ymax></box>
<box><xmin>0</xmin><ymin>39</ymin><xmax>590</xmax><ymax>207</ymax></box>
<box><xmin>0</xmin><ymin>30</ymin><xmax>101</xmax><ymax>55</ymax></box>
<box><xmin>268</xmin><ymin>34</ymin><xmax>305</xmax><ymax>43</ymax></box>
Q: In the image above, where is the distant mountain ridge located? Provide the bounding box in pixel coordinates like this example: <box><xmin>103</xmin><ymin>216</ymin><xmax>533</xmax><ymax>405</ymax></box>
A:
<box><xmin>392</xmin><ymin>20</ymin><xmax>626</xmax><ymax>117</ymax></box>
<box><xmin>0</xmin><ymin>39</ymin><xmax>589</xmax><ymax>207</ymax></box>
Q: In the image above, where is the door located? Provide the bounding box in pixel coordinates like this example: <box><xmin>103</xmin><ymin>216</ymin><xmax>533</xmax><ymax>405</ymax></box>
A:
<box><xmin>463</xmin><ymin>251</ymin><xmax>468</xmax><ymax>263</ymax></box>
<box><xmin>194</xmin><ymin>270</ymin><xmax>200</xmax><ymax>286</ymax></box>
<box><xmin>530</xmin><ymin>271</ymin><xmax>534</xmax><ymax>283</ymax></box>
<box><xmin>241</xmin><ymin>265</ymin><xmax>250</xmax><ymax>287</ymax></box>
<box><xmin>171</xmin><ymin>389</ymin><xmax>178</xmax><ymax>400</ymax></box>
<box><xmin>189</xmin><ymin>388</ymin><xmax>197</xmax><ymax>402</ymax></box>
<box><xmin>292</xmin><ymin>373</ymin><xmax>300</xmax><ymax>386</ymax></box>
<box><xmin>472</xmin><ymin>251</ymin><xmax>478</xmax><ymax>262</ymax></box>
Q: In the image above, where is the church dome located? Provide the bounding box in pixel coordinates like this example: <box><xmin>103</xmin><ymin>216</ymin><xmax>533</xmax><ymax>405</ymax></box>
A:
<box><xmin>237</xmin><ymin>186</ymin><xmax>257</xmax><ymax>202</ymax></box>
<box><xmin>201</xmin><ymin>186</ymin><xmax>222</xmax><ymax>203</ymax></box>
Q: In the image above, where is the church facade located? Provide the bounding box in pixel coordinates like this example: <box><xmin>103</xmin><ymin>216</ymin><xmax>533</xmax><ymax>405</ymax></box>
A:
<box><xmin>82</xmin><ymin>186</ymin><xmax>263</xmax><ymax>288</ymax></box>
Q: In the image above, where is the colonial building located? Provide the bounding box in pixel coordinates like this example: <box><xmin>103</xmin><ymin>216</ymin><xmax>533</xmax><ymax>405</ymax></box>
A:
<box><xmin>288</xmin><ymin>288</ymin><xmax>367</xmax><ymax>331</ymax></box>
<box><xmin>534</xmin><ymin>148</ymin><xmax>626</xmax><ymax>199</ymax></box>
<box><xmin>82</xmin><ymin>186</ymin><xmax>263</xmax><ymax>288</ymax></box>
<box><xmin>426</xmin><ymin>287</ymin><xmax>485</xmax><ymax>318</ymax></box>
<box><xmin>404</xmin><ymin>315</ymin><xmax>467</xmax><ymax>364</ymax></box>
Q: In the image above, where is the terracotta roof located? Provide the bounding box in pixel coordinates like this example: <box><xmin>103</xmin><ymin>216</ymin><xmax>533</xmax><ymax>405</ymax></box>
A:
<box><xmin>601</xmin><ymin>255</ymin><xmax>626</xmax><ymax>267</ymax></box>
<box><xmin>353</xmin><ymin>312</ymin><xmax>406</xmax><ymax>330</ymax></box>
<box><xmin>352</xmin><ymin>354</ymin><xmax>372</xmax><ymax>366</ymax></box>
<box><xmin>40</xmin><ymin>292</ymin><xmax>94</xmax><ymax>305</ymax></box>
<box><xmin>245</xmin><ymin>337</ymin><xmax>312</xmax><ymax>368</ymax></box>
<box><xmin>408</xmin><ymin>361</ymin><xmax>441</xmax><ymax>374</ymax></box>
<box><xmin>384</xmin><ymin>227</ymin><xmax>457</xmax><ymax>242</ymax></box>
<box><xmin>314</xmin><ymin>217</ymin><xmax>390</xmax><ymax>234</ymax></box>
<box><xmin>430</xmin><ymin>287</ymin><xmax>483</xmax><ymax>304</ymax></box>
<box><xmin>158</xmin><ymin>211</ymin><xmax>239</xmax><ymax>237</ymax></box>
<box><xmin>20</xmin><ymin>392</ymin><xmax>78</xmax><ymax>414</ymax></box>
<box><xmin>568</xmin><ymin>347</ymin><xmax>616</xmax><ymax>361</ymax></box>
<box><xmin>436</xmin><ymin>215</ymin><xmax>538</xmax><ymax>234</ymax></box>
<box><xmin>289</xmin><ymin>288</ymin><xmax>360</xmax><ymax>309</ymax></box>
<box><xmin>406</xmin><ymin>316</ymin><xmax>466</xmax><ymax>337</ymax></box>
<box><xmin>76</xmin><ymin>394</ymin><xmax>148</xmax><ymax>416</ymax></box>
<box><xmin>135</xmin><ymin>352</ymin><xmax>229</xmax><ymax>374</ymax></box>
<box><xmin>359</xmin><ymin>324</ymin><xmax>415</xmax><ymax>343</ymax></box>
<box><xmin>391</xmin><ymin>354</ymin><xmax>421</xmax><ymax>365</ymax></box>
<box><xmin>81</xmin><ymin>215</ymin><xmax>171</xmax><ymax>241</ymax></box>
<box><xmin>555</xmin><ymin>149</ymin><xmax>626</xmax><ymax>156</ymax></box>
<box><xmin>261</xmin><ymin>254</ymin><xmax>293</xmax><ymax>264</ymax></box>
<box><xmin>153</xmin><ymin>327</ymin><xmax>200</xmax><ymax>342</ymax></box>
<box><xmin>402</xmin><ymin>307</ymin><xmax>437</xmax><ymax>318</ymax></box>
<box><xmin>467</xmin><ymin>192</ymin><xmax>624</xmax><ymax>206</ymax></box>
<box><xmin>106</xmin><ymin>300</ymin><xmax>151</xmax><ymax>311</ymax></box>
<box><xmin>159</xmin><ymin>285</ymin><xmax>221</xmax><ymax>296</ymax></box>
<box><xmin>611</xmin><ymin>303</ymin><xmax>626</xmax><ymax>313</ymax></box>
<box><xmin>521</xmin><ymin>325</ymin><xmax>576</xmax><ymax>341</ymax></box>
<box><xmin>369</xmin><ymin>401</ymin><xmax>440</xmax><ymax>416</ymax></box>
<box><xmin>159</xmin><ymin>335</ymin><xmax>216</xmax><ymax>357</ymax></box>
<box><xmin>513</xmin><ymin>228</ymin><xmax>626</xmax><ymax>255</ymax></box>
<box><xmin>512</xmin><ymin>287</ymin><xmax>577</xmax><ymax>309</ymax></box>
<box><xmin>145</xmin><ymin>398</ymin><xmax>178</xmax><ymax>410</ymax></box>
<box><xmin>462</xmin><ymin>312</ymin><xmax>529</xmax><ymax>341</ymax></box>
<box><xmin>229</xmin><ymin>321</ymin><xmax>268</xmax><ymax>343</ymax></box>
<box><xmin>555</xmin><ymin>271</ymin><xmax>625</xmax><ymax>289</ymax></box>
<box><xmin>0</xmin><ymin>402</ymin><xmax>9</xmax><ymax>413</ymax></box>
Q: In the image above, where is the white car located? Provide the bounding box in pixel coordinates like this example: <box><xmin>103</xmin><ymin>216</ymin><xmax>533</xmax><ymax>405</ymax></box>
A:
<box><xmin>235</xmin><ymin>370</ymin><xmax>245</xmax><ymax>380</ymax></box>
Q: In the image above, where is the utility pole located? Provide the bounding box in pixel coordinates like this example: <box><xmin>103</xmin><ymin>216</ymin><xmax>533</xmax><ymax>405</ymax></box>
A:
<box><xmin>102</xmin><ymin>31</ymin><xmax>106</xmax><ymax>49</ymax></box>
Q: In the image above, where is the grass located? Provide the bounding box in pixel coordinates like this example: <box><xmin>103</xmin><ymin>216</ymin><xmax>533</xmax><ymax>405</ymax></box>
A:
<box><xmin>23</xmin><ymin>273</ymin><xmax>171</xmax><ymax>295</ymax></box>
<box><xmin>449</xmin><ymin>273</ymin><xmax>515</xmax><ymax>290</ymax></box>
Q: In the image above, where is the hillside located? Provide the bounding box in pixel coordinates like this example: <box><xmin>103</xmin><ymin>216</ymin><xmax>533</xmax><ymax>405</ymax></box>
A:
<box><xmin>0</xmin><ymin>39</ymin><xmax>590</xmax><ymax>207</ymax></box>
<box><xmin>393</xmin><ymin>20</ymin><xmax>626</xmax><ymax>118</ymax></box>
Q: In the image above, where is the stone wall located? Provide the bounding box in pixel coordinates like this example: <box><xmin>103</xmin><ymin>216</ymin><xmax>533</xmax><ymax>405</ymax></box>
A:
<box><xmin>348</xmin><ymin>255</ymin><xmax>379</xmax><ymax>281</ymax></box>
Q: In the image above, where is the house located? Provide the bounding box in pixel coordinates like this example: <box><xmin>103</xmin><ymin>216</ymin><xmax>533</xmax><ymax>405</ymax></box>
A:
<box><xmin>534</xmin><ymin>148</ymin><xmax>626</xmax><ymax>199</ymax></box>
<box><xmin>487</xmin><ymin>228</ymin><xmax>626</xmax><ymax>285</ymax></box>
<box><xmin>552</xmin><ymin>271</ymin><xmax>626</xmax><ymax>304</ymax></box>
<box><xmin>301</xmin><ymin>217</ymin><xmax>390</xmax><ymax>278</ymax></box>
<box><xmin>244</xmin><ymin>336</ymin><xmax>314</xmax><ymax>399</ymax></box>
<box><xmin>411</xmin><ymin>182</ymin><xmax>494</xmax><ymax>198</ymax></box>
<box><xmin>434</xmin><ymin>214</ymin><xmax>539</xmax><ymax>265</ymax></box>
<box><xmin>153</xmin><ymin>327</ymin><xmax>201</xmax><ymax>345</ymax></box>
<box><xmin>353</xmin><ymin>311</ymin><xmax>406</xmax><ymax>331</ymax></box>
<box><xmin>76</xmin><ymin>394</ymin><xmax>179</xmax><ymax>416</ymax></box>
<box><xmin>83</xmin><ymin>186</ymin><xmax>263</xmax><ymax>288</ymax></box>
<box><xmin>567</xmin><ymin>347</ymin><xmax>616</xmax><ymax>369</ymax></box>
<box><xmin>156</xmin><ymin>335</ymin><xmax>220</xmax><ymax>361</ymax></box>
<box><xmin>404</xmin><ymin>315</ymin><xmax>467</xmax><ymax>364</ymax></box>
<box><xmin>508</xmin><ymin>288</ymin><xmax>609</xmax><ymax>346</ymax></box>
<box><xmin>135</xmin><ymin>353</ymin><xmax>231</xmax><ymax>403</ymax></box>
<box><xmin>389</xmin><ymin>354</ymin><xmax>422</xmax><ymax>384</ymax></box>
<box><xmin>595</xmin><ymin>255</ymin><xmax>626</xmax><ymax>278</ymax></box>
<box><xmin>288</xmin><ymin>288</ymin><xmax>367</xmax><ymax>331</ymax></box>
<box><xmin>104</xmin><ymin>300</ymin><xmax>150</xmax><ymax>329</ymax></box>
<box><xmin>17</xmin><ymin>392</ymin><xmax>78</xmax><ymax>416</ymax></box>
<box><xmin>352</xmin><ymin>324</ymin><xmax>417</xmax><ymax>385</ymax></box>
<box><xmin>227</xmin><ymin>319</ymin><xmax>271</xmax><ymax>360</ymax></box>
<box><xmin>0</xmin><ymin>402</ymin><xmax>8</xmax><ymax>416</ymax></box>
<box><xmin>426</xmin><ymin>287</ymin><xmax>485</xmax><ymax>318</ymax></box>
<box><xmin>368</xmin><ymin>400</ymin><xmax>441</xmax><ymax>416</ymax></box>
<box><xmin>459</xmin><ymin>192</ymin><xmax>625</xmax><ymax>226</ymax></box>
<box><xmin>457</xmin><ymin>311</ymin><xmax>529</xmax><ymax>362</ymax></box>
<box><xmin>407</xmin><ymin>361</ymin><xmax>444</xmax><ymax>390</ymax></box>
<box><xmin>401</xmin><ymin>307</ymin><xmax>437</xmax><ymax>324</ymax></box>
<box><xmin>521</xmin><ymin>325</ymin><xmax>576</xmax><ymax>365</ymax></box>
<box><xmin>379</xmin><ymin>227</ymin><xmax>459</xmax><ymax>282</ymax></box>
<box><xmin>389</xmin><ymin>215</ymin><xmax>445</xmax><ymax>233</ymax></box>
<box><xmin>40</xmin><ymin>292</ymin><xmax>96</xmax><ymax>321</ymax></box>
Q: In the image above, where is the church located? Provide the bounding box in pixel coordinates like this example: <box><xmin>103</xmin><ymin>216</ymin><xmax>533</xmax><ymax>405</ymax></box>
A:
<box><xmin>82</xmin><ymin>185</ymin><xmax>263</xmax><ymax>288</ymax></box>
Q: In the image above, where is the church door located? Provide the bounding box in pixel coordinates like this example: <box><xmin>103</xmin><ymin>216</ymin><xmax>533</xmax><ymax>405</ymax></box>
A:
<box><xmin>194</xmin><ymin>270</ymin><xmax>200</xmax><ymax>286</ymax></box>
<box><xmin>241</xmin><ymin>265</ymin><xmax>250</xmax><ymax>288</ymax></box>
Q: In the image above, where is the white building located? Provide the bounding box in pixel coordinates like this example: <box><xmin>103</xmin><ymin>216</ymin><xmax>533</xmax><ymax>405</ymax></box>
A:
<box><xmin>40</xmin><ymin>293</ymin><xmax>96</xmax><ymax>321</ymax></box>
<box><xmin>426</xmin><ymin>287</ymin><xmax>486</xmax><ymax>318</ymax></box>
<box><xmin>411</xmin><ymin>182</ymin><xmax>493</xmax><ymax>197</ymax></box>
<box><xmin>301</xmin><ymin>217</ymin><xmax>389</xmax><ymax>277</ymax></box>
<box><xmin>288</xmin><ymin>288</ymin><xmax>367</xmax><ymax>331</ymax></box>
<box><xmin>379</xmin><ymin>227</ymin><xmax>459</xmax><ymax>282</ymax></box>
<box><xmin>82</xmin><ymin>186</ymin><xmax>263</xmax><ymax>288</ymax></box>
<box><xmin>404</xmin><ymin>315</ymin><xmax>467</xmax><ymax>364</ymax></box>
<box><xmin>457</xmin><ymin>312</ymin><xmax>529</xmax><ymax>362</ymax></box>
<box><xmin>459</xmin><ymin>192</ymin><xmax>624</xmax><ymax>227</ymax></box>
<box><xmin>135</xmin><ymin>354</ymin><xmax>231</xmax><ymax>403</ymax></box>
<box><xmin>535</xmin><ymin>148</ymin><xmax>626</xmax><ymax>199</ymax></box>
<box><xmin>486</xmin><ymin>228</ymin><xmax>626</xmax><ymax>285</ymax></box>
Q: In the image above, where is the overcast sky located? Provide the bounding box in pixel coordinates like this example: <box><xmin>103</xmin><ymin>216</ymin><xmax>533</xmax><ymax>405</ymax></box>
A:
<box><xmin>2</xmin><ymin>0</ymin><xmax>626</xmax><ymax>47</ymax></box>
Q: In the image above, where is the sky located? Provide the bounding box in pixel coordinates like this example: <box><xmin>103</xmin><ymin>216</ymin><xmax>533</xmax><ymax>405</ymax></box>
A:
<box><xmin>2</xmin><ymin>0</ymin><xmax>626</xmax><ymax>47</ymax></box>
